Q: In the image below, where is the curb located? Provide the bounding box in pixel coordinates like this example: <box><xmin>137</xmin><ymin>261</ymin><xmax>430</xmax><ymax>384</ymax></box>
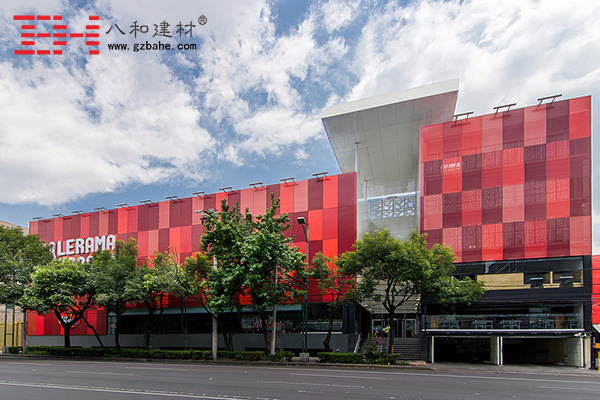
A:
<box><xmin>0</xmin><ymin>353</ymin><xmax>434</xmax><ymax>370</ymax></box>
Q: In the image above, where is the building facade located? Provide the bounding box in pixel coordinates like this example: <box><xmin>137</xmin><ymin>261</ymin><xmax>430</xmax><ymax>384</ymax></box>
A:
<box><xmin>27</xmin><ymin>82</ymin><xmax>597</xmax><ymax>366</ymax></box>
<box><xmin>28</xmin><ymin>173</ymin><xmax>360</xmax><ymax>352</ymax></box>
<box><xmin>419</xmin><ymin>96</ymin><xmax>594</xmax><ymax>366</ymax></box>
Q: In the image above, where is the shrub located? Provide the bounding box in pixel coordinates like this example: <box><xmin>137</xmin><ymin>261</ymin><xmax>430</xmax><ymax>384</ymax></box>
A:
<box><xmin>217</xmin><ymin>350</ymin><xmax>235</xmax><ymax>359</ymax></box>
<box><xmin>26</xmin><ymin>346</ymin><xmax>54</xmax><ymax>355</ymax></box>
<box><xmin>6</xmin><ymin>346</ymin><xmax>22</xmax><ymax>354</ymax></box>
<box><xmin>23</xmin><ymin>347</ymin><xmax>288</xmax><ymax>362</ymax></box>
<box><xmin>233</xmin><ymin>351</ymin><xmax>264</xmax><ymax>361</ymax></box>
<box><xmin>267</xmin><ymin>350</ymin><xmax>294</xmax><ymax>362</ymax></box>
<box><xmin>317</xmin><ymin>352</ymin><xmax>363</xmax><ymax>364</ymax></box>
<box><xmin>192</xmin><ymin>350</ymin><xmax>212</xmax><ymax>360</ymax></box>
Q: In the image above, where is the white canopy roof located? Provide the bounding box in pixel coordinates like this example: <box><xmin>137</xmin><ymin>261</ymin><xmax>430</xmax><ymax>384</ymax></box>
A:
<box><xmin>321</xmin><ymin>80</ymin><xmax>459</xmax><ymax>198</ymax></box>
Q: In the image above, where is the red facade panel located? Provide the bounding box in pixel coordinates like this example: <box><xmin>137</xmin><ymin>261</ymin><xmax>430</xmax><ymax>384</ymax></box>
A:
<box><xmin>308</xmin><ymin>209</ymin><xmax>323</xmax><ymax>241</ymax></box>
<box><xmin>524</xmin><ymin>219</ymin><xmax>547</xmax><ymax>259</ymax></box>
<box><xmin>502</xmin><ymin>107</ymin><xmax>524</xmax><ymax>149</ymax></box>
<box><xmin>461</xmin><ymin>117</ymin><xmax>482</xmax><ymax>156</ymax></box>
<box><xmin>308</xmin><ymin>178</ymin><xmax>324</xmax><ymax>210</ymax></box>
<box><xmin>481</xmin><ymin>114</ymin><xmax>502</xmax><ymax>152</ymax></box>
<box><xmin>462</xmin><ymin>154</ymin><xmax>482</xmax><ymax>191</ymax></box>
<box><xmin>423</xmin><ymin>194</ymin><xmax>443</xmax><ymax>230</ymax></box>
<box><xmin>280</xmin><ymin>183</ymin><xmax>295</xmax><ymax>214</ymax></box>
<box><xmin>421</xmin><ymin>96</ymin><xmax>591</xmax><ymax>263</ymax></box>
<box><xmin>421</xmin><ymin>124</ymin><xmax>443</xmax><ymax>162</ymax></box>
<box><xmin>443</xmin><ymin>122</ymin><xmax>462</xmax><ymax>159</ymax></box>
<box><xmin>322</xmin><ymin>207</ymin><xmax>338</xmax><ymax>240</ymax></box>
<box><xmin>294</xmin><ymin>180</ymin><xmax>309</xmax><ymax>212</ymax></box>
<box><xmin>502</xmin><ymin>147</ymin><xmax>524</xmax><ymax>186</ymax></box>
<box><xmin>546</xmin><ymin>100</ymin><xmax>570</xmax><ymax>143</ymax></box>
<box><xmin>461</xmin><ymin>190</ymin><xmax>482</xmax><ymax>227</ymax></box>
<box><xmin>524</xmin><ymin>105</ymin><xmax>546</xmax><ymax>146</ymax></box>
<box><xmin>442</xmin><ymin>157</ymin><xmax>462</xmax><ymax>193</ymax></box>
<box><xmin>569</xmin><ymin>97</ymin><xmax>591</xmax><ymax>139</ymax></box>
<box><xmin>322</xmin><ymin>175</ymin><xmax>339</xmax><ymax>209</ymax></box>
<box><xmin>29</xmin><ymin>172</ymin><xmax>358</xmax><ymax>336</ymax></box>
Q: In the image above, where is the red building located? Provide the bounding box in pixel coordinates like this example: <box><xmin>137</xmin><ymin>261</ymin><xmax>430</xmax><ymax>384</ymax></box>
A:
<box><xmin>28</xmin><ymin>82</ymin><xmax>597</xmax><ymax>366</ymax></box>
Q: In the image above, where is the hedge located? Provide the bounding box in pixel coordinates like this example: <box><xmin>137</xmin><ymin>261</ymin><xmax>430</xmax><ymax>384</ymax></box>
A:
<box><xmin>316</xmin><ymin>352</ymin><xmax>364</xmax><ymax>364</ymax></box>
<box><xmin>5</xmin><ymin>346</ymin><xmax>22</xmax><ymax>354</ymax></box>
<box><xmin>24</xmin><ymin>346</ymin><xmax>291</xmax><ymax>362</ymax></box>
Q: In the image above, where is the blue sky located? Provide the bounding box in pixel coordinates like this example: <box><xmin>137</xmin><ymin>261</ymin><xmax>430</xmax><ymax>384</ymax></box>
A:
<box><xmin>0</xmin><ymin>0</ymin><xmax>598</xmax><ymax>250</ymax></box>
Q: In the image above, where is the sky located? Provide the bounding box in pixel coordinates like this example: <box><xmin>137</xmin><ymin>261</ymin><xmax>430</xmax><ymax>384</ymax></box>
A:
<box><xmin>0</xmin><ymin>0</ymin><xmax>598</xmax><ymax>250</ymax></box>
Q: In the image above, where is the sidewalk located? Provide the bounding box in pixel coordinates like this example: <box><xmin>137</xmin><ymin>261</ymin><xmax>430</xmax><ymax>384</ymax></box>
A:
<box><xmin>426</xmin><ymin>361</ymin><xmax>599</xmax><ymax>377</ymax></box>
<box><xmin>2</xmin><ymin>353</ymin><xmax>598</xmax><ymax>377</ymax></box>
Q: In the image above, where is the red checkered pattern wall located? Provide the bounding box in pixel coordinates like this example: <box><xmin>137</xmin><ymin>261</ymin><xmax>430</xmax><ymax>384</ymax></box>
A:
<box><xmin>28</xmin><ymin>172</ymin><xmax>357</xmax><ymax>335</ymax></box>
<box><xmin>420</xmin><ymin>96</ymin><xmax>591</xmax><ymax>263</ymax></box>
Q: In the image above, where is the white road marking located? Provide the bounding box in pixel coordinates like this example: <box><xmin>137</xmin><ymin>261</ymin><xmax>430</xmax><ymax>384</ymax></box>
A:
<box><xmin>260</xmin><ymin>380</ymin><xmax>365</xmax><ymax>389</ymax></box>
<box><xmin>292</xmin><ymin>373</ymin><xmax>386</xmax><ymax>380</ymax></box>
<box><xmin>3</xmin><ymin>362</ymin><xmax>56</xmax><ymax>366</ymax></box>
<box><xmin>125</xmin><ymin>367</ymin><xmax>190</xmax><ymax>371</ymax></box>
<box><xmin>0</xmin><ymin>380</ymin><xmax>248</xmax><ymax>399</ymax></box>
<box><xmin>284</xmin><ymin>370</ymin><xmax>600</xmax><ymax>386</ymax></box>
<box><xmin>537</xmin><ymin>386</ymin><xmax>600</xmax><ymax>392</ymax></box>
<box><xmin>66</xmin><ymin>370</ymin><xmax>135</xmax><ymax>376</ymax></box>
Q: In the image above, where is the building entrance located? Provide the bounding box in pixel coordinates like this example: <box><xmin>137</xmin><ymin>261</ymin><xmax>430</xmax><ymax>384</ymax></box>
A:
<box><xmin>372</xmin><ymin>314</ymin><xmax>417</xmax><ymax>338</ymax></box>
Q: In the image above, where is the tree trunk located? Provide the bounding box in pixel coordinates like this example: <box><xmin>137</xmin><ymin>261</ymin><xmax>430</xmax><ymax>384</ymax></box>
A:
<box><xmin>270</xmin><ymin>305</ymin><xmax>277</xmax><ymax>355</ymax></box>
<box><xmin>323</xmin><ymin>312</ymin><xmax>334</xmax><ymax>352</ymax></box>
<box><xmin>81</xmin><ymin>313</ymin><xmax>104</xmax><ymax>347</ymax></box>
<box><xmin>115</xmin><ymin>313</ymin><xmax>121</xmax><ymax>350</ymax></box>
<box><xmin>212</xmin><ymin>313</ymin><xmax>218</xmax><ymax>360</ymax></box>
<box><xmin>387</xmin><ymin>309</ymin><xmax>395</xmax><ymax>354</ymax></box>
<box><xmin>222</xmin><ymin>330</ymin><xmax>233</xmax><ymax>352</ymax></box>
<box><xmin>144</xmin><ymin>307</ymin><xmax>154</xmax><ymax>349</ymax></box>
<box><xmin>63</xmin><ymin>324</ymin><xmax>71</xmax><ymax>348</ymax></box>
<box><xmin>53</xmin><ymin>310</ymin><xmax>72</xmax><ymax>348</ymax></box>
<box><xmin>258</xmin><ymin>313</ymin><xmax>269</xmax><ymax>352</ymax></box>
<box><xmin>179</xmin><ymin>298</ymin><xmax>188</xmax><ymax>350</ymax></box>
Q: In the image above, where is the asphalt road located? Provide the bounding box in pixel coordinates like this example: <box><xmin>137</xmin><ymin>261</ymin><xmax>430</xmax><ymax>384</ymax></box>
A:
<box><xmin>0</xmin><ymin>358</ymin><xmax>598</xmax><ymax>400</ymax></box>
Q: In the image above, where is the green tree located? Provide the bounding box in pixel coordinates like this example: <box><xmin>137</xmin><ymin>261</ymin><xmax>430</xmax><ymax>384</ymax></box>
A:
<box><xmin>91</xmin><ymin>238</ymin><xmax>139</xmax><ymax>350</ymax></box>
<box><xmin>201</xmin><ymin>195</ymin><xmax>306</xmax><ymax>354</ymax></box>
<box><xmin>157</xmin><ymin>250</ymin><xmax>192</xmax><ymax>346</ymax></box>
<box><xmin>21</xmin><ymin>259</ymin><xmax>97</xmax><ymax>348</ymax></box>
<box><xmin>240</xmin><ymin>196</ymin><xmax>305</xmax><ymax>354</ymax></box>
<box><xmin>127</xmin><ymin>256</ymin><xmax>170</xmax><ymax>349</ymax></box>
<box><xmin>311</xmin><ymin>252</ymin><xmax>357</xmax><ymax>352</ymax></box>
<box><xmin>151</xmin><ymin>248</ymin><xmax>211</xmax><ymax>351</ymax></box>
<box><xmin>0</xmin><ymin>225</ymin><xmax>53</xmax><ymax>304</ymax></box>
<box><xmin>200</xmin><ymin>200</ymin><xmax>253</xmax><ymax>313</ymax></box>
<box><xmin>341</xmin><ymin>229</ymin><xmax>485</xmax><ymax>353</ymax></box>
<box><xmin>182</xmin><ymin>251</ymin><xmax>228</xmax><ymax>358</ymax></box>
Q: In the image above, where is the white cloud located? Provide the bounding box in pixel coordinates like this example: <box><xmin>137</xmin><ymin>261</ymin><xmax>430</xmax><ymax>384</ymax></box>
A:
<box><xmin>345</xmin><ymin>0</ymin><xmax>600</xmax><ymax>115</ymax></box>
<box><xmin>0</xmin><ymin>50</ymin><xmax>215</xmax><ymax>205</ymax></box>
<box><xmin>234</xmin><ymin>108</ymin><xmax>322</xmax><ymax>159</ymax></box>
<box><xmin>1</xmin><ymin>0</ymin><xmax>599</xmax><ymax>215</ymax></box>
<box><xmin>320</xmin><ymin>0</ymin><xmax>360</xmax><ymax>33</ymax></box>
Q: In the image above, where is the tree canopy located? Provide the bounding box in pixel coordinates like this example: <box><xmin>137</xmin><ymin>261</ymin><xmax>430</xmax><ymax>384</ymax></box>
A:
<box><xmin>0</xmin><ymin>225</ymin><xmax>53</xmax><ymax>304</ymax></box>
<box><xmin>91</xmin><ymin>238</ymin><xmax>140</xmax><ymax>349</ymax></box>
<box><xmin>311</xmin><ymin>252</ymin><xmax>357</xmax><ymax>352</ymax></box>
<box><xmin>201</xmin><ymin>195</ymin><xmax>306</xmax><ymax>352</ymax></box>
<box><xmin>21</xmin><ymin>259</ymin><xmax>96</xmax><ymax>347</ymax></box>
<box><xmin>341</xmin><ymin>229</ymin><xmax>485</xmax><ymax>352</ymax></box>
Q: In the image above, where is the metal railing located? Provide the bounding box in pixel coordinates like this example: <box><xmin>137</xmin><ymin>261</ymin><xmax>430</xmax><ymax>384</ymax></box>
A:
<box><xmin>424</xmin><ymin>313</ymin><xmax>583</xmax><ymax>331</ymax></box>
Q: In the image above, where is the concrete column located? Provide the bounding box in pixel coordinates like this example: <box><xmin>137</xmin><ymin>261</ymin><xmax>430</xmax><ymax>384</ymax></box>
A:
<box><xmin>354</xmin><ymin>141</ymin><xmax>359</xmax><ymax>172</ymax></box>
<box><xmin>429</xmin><ymin>336</ymin><xmax>435</xmax><ymax>363</ymax></box>
<box><xmin>566</xmin><ymin>336</ymin><xmax>584</xmax><ymax>367</ymax></box>
<box><xmin>491</xmin><ymin>336</ymin><xmax>503</xmax><ymax>365</ymax></box>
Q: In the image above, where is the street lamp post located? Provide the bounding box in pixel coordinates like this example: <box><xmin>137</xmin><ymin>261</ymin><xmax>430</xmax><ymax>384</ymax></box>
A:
<box><xmin>297</xmin><ymin>217</ymin><xmax>309</xmax><ymax>357</ymax></box>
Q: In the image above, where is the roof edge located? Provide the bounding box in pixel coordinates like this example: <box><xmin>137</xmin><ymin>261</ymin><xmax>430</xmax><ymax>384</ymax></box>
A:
<box><xmin>321</xmin><ymin>79</ymin><xmax>459</xmax><ymax>119</ymax></box>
